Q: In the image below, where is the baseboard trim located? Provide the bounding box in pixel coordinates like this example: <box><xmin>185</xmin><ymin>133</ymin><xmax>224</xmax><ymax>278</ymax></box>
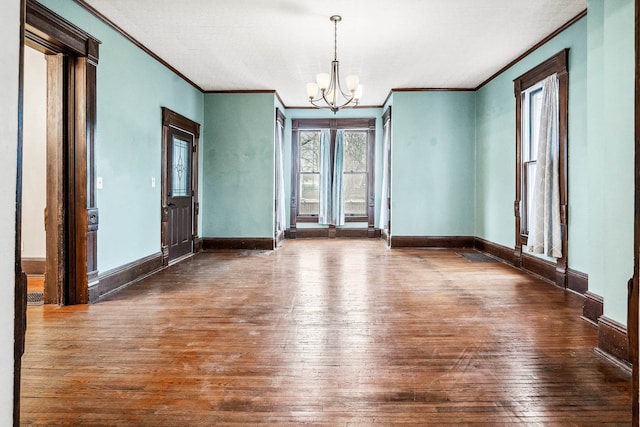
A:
<box><xmin>21</xmin><ymin>257</ymin><xmax>45</xmax><ymax>276</ymax></box>
<box><xmin>567</xmin><ymin>269</ymin><xmax>589</xmax><ymax>294</ymax></box>
<box><xmin>583</xmin><ymin>291</ymin><xmax>604</xmax><ymax>324</ymax></box>
<box><xmin>390</xmin><ymin>236</ymin><xmax>475</xmax><ymax>248</ymax></box>
<box><xmin>202</xmin><ymin>238</ymin><xmax>275</xmax><ymax>250</ymax></box>
<box><xmin>597</xmin><ymin>315</ymin><xmax>630</xmax><ymax>365</ymax></box>
<box><xmin>90</xmin><ymin>252</ymin><xmax>163</xmax><ymax>302</ymax></box>
<box><xmin>473</xmin><ymin>237</ymin><xmax>514</xmax><ymax>263</ymax></box>
<box><xmin>285</xmin><ymin>228</ymin><xmax>379</xmax><ymax>239</ymax></box>
<box><xmin>520</xmin><ymin>253</ymin><xmax>557</xmax><ymax>284</ymax></box>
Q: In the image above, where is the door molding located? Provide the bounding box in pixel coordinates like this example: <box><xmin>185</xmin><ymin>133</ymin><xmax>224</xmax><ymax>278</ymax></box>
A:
<box><xmin>161</xmin><ymin>107</ymin><xmax>200</xmax><ymax>266</ymax></box>
<box><xmin>24</xmin><ymin>0</ymin><xmax>100</xmax><ymax>304</ymax></box>
<box><xmin>16</xmin><ymin>0</ymin><xmax>99</xmax><ymax>424</ymax></box>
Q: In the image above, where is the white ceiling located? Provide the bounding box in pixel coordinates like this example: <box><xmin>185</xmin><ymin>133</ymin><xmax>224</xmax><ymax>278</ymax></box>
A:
<box><xmin>83</xmin><ymin>0</ymin><xmax>586</xmax><ymax>107</ymax></box>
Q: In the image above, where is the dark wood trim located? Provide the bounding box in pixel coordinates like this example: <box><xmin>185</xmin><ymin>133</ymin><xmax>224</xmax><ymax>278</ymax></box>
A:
<box><xmin>567</xmin><ymin>269</ymin><xmax>588</xmax><ymax>295</ymax></box>
<box><xmin>476</xmin><ymin>10</ymin><xmax>586</xmax><ymax>90</ymax></box>
<box><xmin>90</xmin><ymin>252</ymin><xmax>163</xmax><ymax>302</ymax></box>
<box><xmin>205</xmin><ymin>89</ymin><xmax>277</xmax><ymax>94</ymax></box>
<box><xmin>284</xmin><ymin>228</ymin><xmax>380</xmax><ymax>239</ymax></box>
<box><xmin>583</xmin><ymin>291</ymin><xmax>604</xmax><ymax>325</ymax></box>
<box><xmin>194</xmin><ymin>237</ymin><xmax>203</xmax><ymax>253</ymax></box>
<box><xmin>381</xmin><ymin>107</ymin><xmax>392</xmax><ymax>246</ymax></box>
<box><xmin>26</xmin><ymin>0</ymin><xmax>100</xmax><ymax>305</ymax></box>
<box><xmin>521</xmin><ymin>253</ymin><xmax>556</xmax><ymax>284</ymax></box>
<box><xmin>292</xmin><ymin>118</ymin><xmax>375</xmax><ymax>130</ymax></box>
<box><xmin>390</xmin><ymin>236</ymin><xmax>475</xmax><ymax>249</ymax></box>
<box><xmin>290</xmin><ymin>118</ymin><xmax>376</xmax><ymax>234</ymax></box>
<box><xmin>285</xmin><ymin>104</ymin><xmax>383</xmax><ymax>110</ymax></box>
<box><xmin>632</xmin><ymin>0</ymin><xmax>640</xmax><ymax>421</ymax></box>
<box><xmin>513</xmin><ymin>49</ymin><xmax>569</xmax><ymax>288</ymax></box>
<box><xmin>72</xmin><ymin>0</ymin><xmax>203</xmax><ymax>92</ymax></box>
<box><xmin>15</xmin><ymin>0</ymin><xmax>26</xmax><ymax>424</ymax></box>
<box><xmin>274</xmin><ymin>108</ymin><xmax>286</xmax><ymax>246</ymax></box>
<box><xmin>391</xmin><ymin>88</ymin><xmax>475</xmax><ymax>92</ymax></box>
<box><xmin>597</xmin><ymin>316</ymin><xmax>631</xmax><ymax>367</ymax></box>
<box><xmin>21</xmin><ymin>258</ymin><xmax>45</xmax><ymax>276</ymax></box>
<box><xmin>26</xmin><ymin>0</ymin><xmax>100</xmax><ymax>61</ymax></box>
<box><xmin>202</xmin><ymin>238</ymin><xmax>275</xmax><ymax>251</ymax></box>
<box><xmin>161</xmin><ymin>107</ymin><xmax>201</xmax><ymax>266</ymax></box>
<box><xmin>473</xmin><ymin>237</ymin><xmax>514</xmax><ymax>264</ymax></box>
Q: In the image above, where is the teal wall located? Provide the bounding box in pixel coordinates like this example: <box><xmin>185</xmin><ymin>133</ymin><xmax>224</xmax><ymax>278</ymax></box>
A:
<box><xmin>391</xmin><ymin>91</ymin><xmax>476</xmax><ymax>237</ymax></box>
<box><xmin>201</xmin><ymin>93</ymin><xmax>275</xmax><ymax>238</ymax></box>
<box><xmin>40</xmin><ymin>0</ymin><xmax>204</xmax><ymax>273</ymax></box>
<box><xmin>282</xmin><ymin>107</ymin><xmax>384</xmax><ymax>228</ymax></box>
<box><xmin>475</xmin><ymin>17</ymin><xmax>588</xmax><ymax>272</ymax></box>
<box><xmin>588</xmin><ymin>0</ymin><xmax>635</xmax><ymax>324</ymax></box>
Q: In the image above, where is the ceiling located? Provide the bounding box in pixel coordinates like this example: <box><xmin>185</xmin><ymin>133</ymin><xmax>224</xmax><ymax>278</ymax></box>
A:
<box><xmin>82</xmin><ymin>0</ymin><xmax>587</xmax><ymax>107</ymax></box>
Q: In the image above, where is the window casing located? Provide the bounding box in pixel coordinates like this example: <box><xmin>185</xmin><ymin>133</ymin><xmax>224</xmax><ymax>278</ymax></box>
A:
<box><xmin>521</xmin><ymin>82</ymin><xmax>543</xmax><ymax>237</ymax></box>
<box><xmin>290</xmin><ymin>118</ymin><xmax>375</xmax><ymax>233</ymax></box>
<box><xmin>513</xmin><ymin>49</ymin><xmax>569</xmax><ymax>287</ymax></box>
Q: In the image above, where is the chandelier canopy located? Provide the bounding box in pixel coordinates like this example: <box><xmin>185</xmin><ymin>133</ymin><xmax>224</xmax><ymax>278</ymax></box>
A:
<box><xmin>306</xmin><ymin>15</ymin><xmax>363</xmax><ymax>114</ymax></box>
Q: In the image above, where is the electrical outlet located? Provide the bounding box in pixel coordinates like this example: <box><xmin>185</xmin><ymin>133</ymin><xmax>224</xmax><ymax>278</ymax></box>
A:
<box><xmin>151</xmin><ymin>177</ymin><xmax>156</xmax><ymax>188</ymax></box>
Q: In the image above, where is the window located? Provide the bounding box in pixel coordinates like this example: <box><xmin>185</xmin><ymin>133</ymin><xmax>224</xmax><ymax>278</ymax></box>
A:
<box><xmin>521</xmin><ymin>83</ymin><xmax>543</xmax><ymax>236</ymax></box>
<box><xmin>343</xmin><ymin>131</ymin><xmax>368</xmax><ymax>216</ymax></box>
<box><xmin>290</xmin><ymin>118</ymin><xmax>375</xmax><ymax>235</ymax></box>
<box><xmin>298</xmin><ymin>130</ymin><xmax>321</xmax><ymax>216</ymax></box>
<box><xmin>514</xmin><ymin>49</ymin><xmax>568</xmax><ymax>287</ymax></box>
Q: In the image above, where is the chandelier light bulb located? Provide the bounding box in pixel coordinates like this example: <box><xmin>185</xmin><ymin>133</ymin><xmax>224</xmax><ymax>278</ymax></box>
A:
<box><xmin>306</xmin><ymin>83</ymin><xmax>319</xmax><ymax>99</ymax></box>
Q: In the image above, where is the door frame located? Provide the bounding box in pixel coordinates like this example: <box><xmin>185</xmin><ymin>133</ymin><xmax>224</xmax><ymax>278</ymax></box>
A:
<box><xmin>161</xmin><ymin>107</ymin><xmax>200</xmax><ymax>266</ymax></box>
<box><xmin>24</xmin><ymin>0</ymin><xmax>100</xmax><ymax>304</ymax></box>
<box><xmin>631</xmin><ymin>0</ymin><xmax>639</xmax><ymax>423</ymax></box>
<box><xmin>15</xmin><ymin>0</ymin><xmax>99</xmax><ymax>424</ymax></box>
<box><xmin>274</xmin><ymin>108</ymin><xmax>286</xmax><ymax>246</ymax></box>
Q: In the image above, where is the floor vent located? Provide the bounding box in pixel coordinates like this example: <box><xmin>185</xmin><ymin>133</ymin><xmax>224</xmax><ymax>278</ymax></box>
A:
<box><xmin>458</xmin><ymin>251</ymin><xmax>498</xmax><ymax>263</ymax></box>
<box><xmin>27</xmin><ymin>291</ymin><xmax>44</xmax><ymax>306</ymax></box>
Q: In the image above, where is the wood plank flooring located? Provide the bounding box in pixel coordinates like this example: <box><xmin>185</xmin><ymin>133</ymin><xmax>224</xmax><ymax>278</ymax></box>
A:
<box><xmin>21</xmin><ymin>239</ymin><xmax>631</xmax><ymax>425</ymax></box>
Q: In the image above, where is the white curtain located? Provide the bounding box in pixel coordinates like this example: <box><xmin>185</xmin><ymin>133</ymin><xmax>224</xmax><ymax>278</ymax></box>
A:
<box><xmin>318</xmin><ymin>129</ymin><xmax>332</xmax><ymax>225</ymax></box>
<box><xmin>332</xmin><ymin>130</ymin><xmax>345</xmax><ymax>226</ymax></box>
<box><xmin>379</xmin><ymin>120</ymin><xmax>391</xmax><ymax>232</ymax></box>
<box><xmin>528</xmin><ymin>74</ymin><xmax>562</xmax><ymax>258</ymax></box>
<box><xmin>275</xmin><ymin>120</ymin><xmax>286</xmax><ymax>234</ymax></box>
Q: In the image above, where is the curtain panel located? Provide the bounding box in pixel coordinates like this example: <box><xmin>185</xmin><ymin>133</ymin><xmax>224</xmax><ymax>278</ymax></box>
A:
<box><xmin>528</xmin><ymin>74</ymin><xmax>562</xmax><ymax>258</ymax></box>
<box><xmin>318</xmin><ymin>129</ymin><xmax>332</xmax><ymax>225</ymax></box>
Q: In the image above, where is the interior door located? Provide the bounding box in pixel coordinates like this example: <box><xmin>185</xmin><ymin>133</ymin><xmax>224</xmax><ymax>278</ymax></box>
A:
<box><xmin>167</xmin><ymin>127</ymin><xmax>194</xmax><ymax>261</ymax></box>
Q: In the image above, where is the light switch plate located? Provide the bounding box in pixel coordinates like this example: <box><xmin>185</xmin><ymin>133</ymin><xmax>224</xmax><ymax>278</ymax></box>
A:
<box><xmin>151</xmin><ymin>177</ymin><xmax>156</xmax><ymax>188</ymax></box>
<box><xmin>97</xmin><ymin>176</ymin><xmax>103</xmax><ymax>189</ymax></box>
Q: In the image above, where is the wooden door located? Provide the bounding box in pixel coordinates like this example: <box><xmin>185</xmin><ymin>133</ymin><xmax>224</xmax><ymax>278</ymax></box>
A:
<box><xmin>167</xmin><ymin>127</ymin><xmax>194</xmax><ymax>261</ymax></box>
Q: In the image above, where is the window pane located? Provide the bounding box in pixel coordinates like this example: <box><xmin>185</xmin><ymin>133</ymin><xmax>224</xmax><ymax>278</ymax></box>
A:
<box><xmin>300</xmin><ymin>131</ymin><xmax>320</xmax><ymax>172</ymax></box>
<box><xmin>344</xmin><ymin>131</ymin><xmax>367</xmax><ymax>172</ymax></box>
<box><xmin>526</xmin><ymin>162</ymin><xmax>537</xmax><ymax>233</ymax></box>
<box><xmin>343</xmin><ymin>173</ymin><xmax>367</xmax><ymax>215</ymax></box>
<box><xmin>529</xmin><ymin>87</ymin><xmax>543</xmax><ymax>161</ymax></box>
<box><xmin>172</xmin><ymin>137</ymin><xmax>190</xmax><ymax>197</ymax></box>
<box><xmin>299</xmin><ymin>173</ymin><xmax>319</xmax><ymax>215</ymax></box>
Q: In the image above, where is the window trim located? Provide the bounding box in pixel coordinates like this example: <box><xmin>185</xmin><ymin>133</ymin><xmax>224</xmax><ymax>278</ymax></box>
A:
<box><xmin>290</xmin><ymin>118</ymin><xmax>376</xmax><ymax>237</ymax></box>
<box><xmin>513</xmin><ymin>49</ymin><xmax>569</xmax><ymax>287</ymax></box>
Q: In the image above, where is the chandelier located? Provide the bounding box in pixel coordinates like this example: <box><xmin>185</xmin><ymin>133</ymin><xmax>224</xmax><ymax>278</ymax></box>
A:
<box><xmin>306</xmin><ymin>15</ymin><xmax>363</xmax><ymax>114</ymax></box>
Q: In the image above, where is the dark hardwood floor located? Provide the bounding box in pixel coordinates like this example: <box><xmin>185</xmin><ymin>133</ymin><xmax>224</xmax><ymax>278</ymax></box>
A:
<box><xmin>21</xmin><ymin>239</ymin><xmax>631</xmax><ymax>425</ymax></box>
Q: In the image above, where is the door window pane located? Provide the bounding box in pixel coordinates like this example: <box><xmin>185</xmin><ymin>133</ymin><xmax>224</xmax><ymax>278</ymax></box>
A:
<box><xmin>172</xmin><ymin>137</ymin><xmax>190</xmax><ymax>197</ymax></box>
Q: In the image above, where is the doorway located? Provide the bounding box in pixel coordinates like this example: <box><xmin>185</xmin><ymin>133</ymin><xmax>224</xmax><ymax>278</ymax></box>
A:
<box><xmin>161</xmin><ymin>108</ymin><xmax>200</xmax><ymax>265</ymax></box>
<box><xmin>15</xmin><ymin>1</ymin><xmax>100</xmax><ymax>424</ymax></box>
